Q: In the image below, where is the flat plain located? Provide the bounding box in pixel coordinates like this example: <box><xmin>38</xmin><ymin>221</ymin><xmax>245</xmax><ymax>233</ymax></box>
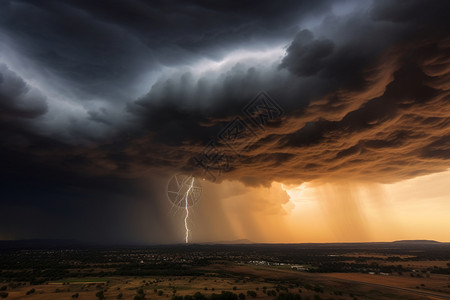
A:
<box><xmin>0</xmin><ymin>241</ymin><xmax>449</xmax><ymax>300</ymax></box>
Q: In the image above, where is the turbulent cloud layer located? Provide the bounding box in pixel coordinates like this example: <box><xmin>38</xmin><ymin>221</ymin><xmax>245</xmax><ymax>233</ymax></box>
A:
<box><xmin>0</xmin><ymin>0</ymin><xmax>449</xmax><ymax>241</ymax></box>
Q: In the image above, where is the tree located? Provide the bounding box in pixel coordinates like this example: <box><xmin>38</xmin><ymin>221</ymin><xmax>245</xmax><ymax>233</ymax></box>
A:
<box><xmin>26</xmin><ymin>289</ymin><xmax>36</xmax><ymax>296</ymax></box>
<box><xmin>267</xmin><ymin>291</ymin><xmax>277</xmax><ymax>297</ymax></box>
<box><xmin>220</xmin><ymin>291</ymin><xmax>238</xmax><ymax>300</ymax></box>
<box><xmin>210</xmin><ymin>293</ymin><xmax>220</xmax><ymax>300</ymax></box>
<box><xmin>138</xmin><ymin>288</ymin><xmax>145</xmax><ymax>297</ymax></box>
<box><xmin>96</xmin><ymin>291</ymin><xmax>105</xmax><ymax>300</ymax></box>
<box><xmin>313</xmin><ymin>286</ymin><xmax>323</xmax><ymax>293</ymax></box>
<box><xmin>193</xmin><ymin>292</ymin><xmax>207</xmax><ymax>300</ymax></box>
<box><xmin>246</xmin><ymin>291</ymin><xmax>257</xmax><ymax>298</ymax></box>
<box><xmin>275</xmin><ymin>293</ymin><xmax>301</xmax><ymax>300</ymax></box>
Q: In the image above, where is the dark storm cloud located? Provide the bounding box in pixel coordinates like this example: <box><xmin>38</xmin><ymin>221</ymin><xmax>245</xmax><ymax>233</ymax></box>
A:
<box><xmin>280</xmin><ymin>30</ymin><xmax>335</xmax><ymax>77</ymax></box>
<box><xmin>1</xmin><ymin>0</ymin><xmax>450</xmax><ymax>241</ymax></box>
<box><xmin>0</xmin><ymin>63</ymin><xmax>48</xmax><ymax>148</ymax></box>
<box><xmin>119</xmin><ymin>0</ymin><xmax>450</xmax><ymax>185</ymax></box>
<box><xmin>0</xmin><ymin>63</ymin><xmax>47</xmax><ymax>120</ymax></box>
<box><xmin>0</xmin><ymin>0</ymin><xmax>333</xmax><ymax>100</ymax></box>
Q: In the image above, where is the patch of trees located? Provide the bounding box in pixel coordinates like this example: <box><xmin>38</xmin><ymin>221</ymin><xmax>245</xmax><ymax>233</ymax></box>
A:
<box><xmin>275</xmin><ymin>292</ymin><xmax>302</xmax><ymax>300</ymax></box>
<box><xmin>211</xmin><ymin>291</ymin><xmax>238</xmax><ymax>300</ymax></box>
<box><xmin>172</xmin><ymin>291</ymin><xmax>248</xmax><ymax>300</ymax></box>
<box><xmin>430</xmin><ymin>266</ymin><xmax>450</xmax><ymax>275</ymax></box>
<box><xmin>246</xmin><ymin>290</ymin><xmax>257</xmax><ymax>298</ymax></box>
<box><xmin>25</xmin><ymin>288</ymin><xmax>35</xmax><ymax>295</ymax></box>
<box><xmin>136</xmin><ymin>288</ymin><xmax>146</xmax><ymax>299</ymax></box>
<box><xmin>115</xmin><ymin>264</ymin><xmax>204</xmax><ymax>277</ymax></box>
<box><xmin>96</xmin><ymin>291</ymin><xmax>105</xmax><ymax>300</ymax></box>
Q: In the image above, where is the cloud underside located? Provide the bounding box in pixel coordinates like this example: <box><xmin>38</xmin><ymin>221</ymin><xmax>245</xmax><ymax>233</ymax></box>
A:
<box><xmin>0</xmin><ymin>0</ymin><xmax>449</xmax><ymax>187</ymax></box>
<box><xmin>129</xmin><ymin>37</ymin><xmax>450</xmax><ymax>185</ymax></box>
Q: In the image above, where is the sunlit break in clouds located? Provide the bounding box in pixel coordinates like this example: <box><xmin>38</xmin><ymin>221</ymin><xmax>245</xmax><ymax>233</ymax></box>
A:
<box><xmin>0</xmin><ymin>0</ymin><xmax>449</xmax><ymax>244</ymax></box>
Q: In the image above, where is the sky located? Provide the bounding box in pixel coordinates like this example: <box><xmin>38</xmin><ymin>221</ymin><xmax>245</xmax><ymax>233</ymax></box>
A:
<box><xmin>0</xmin><ymin>0</ymin><xmax>449</xmax><ymax>244</ymax></box>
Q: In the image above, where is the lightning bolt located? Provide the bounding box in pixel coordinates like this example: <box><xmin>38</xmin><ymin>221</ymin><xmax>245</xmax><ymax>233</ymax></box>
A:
<box><xmin>184</xmin><ymin>177</ymin><xmax>195</xmax><ymax>243</ymax></box>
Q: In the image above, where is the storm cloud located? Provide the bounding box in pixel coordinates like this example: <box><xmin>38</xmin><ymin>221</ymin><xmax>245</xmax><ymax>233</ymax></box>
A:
<box><xmin>1</xmin><ymin>0</ymin><xmax>449</xmax><ymax>242</ymax></box>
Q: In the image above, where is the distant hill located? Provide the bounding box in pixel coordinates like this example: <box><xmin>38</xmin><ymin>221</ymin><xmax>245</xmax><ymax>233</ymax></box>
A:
<box><xmin>201</xmin><ymin>240</ymin><xmax>444</xmax><ymax>246</ymax></box>
<box><xmin>0</xmin><ymin>239</ymin><xmax>82</xmax><ymax>249</ymax></box>
<box><xmin>201</xmin><ymin>239</ymin><xmax>254</xmax><ymax>245</ymax></box>
<box><xmin>392</xmin><ymin>240</ymin><xmax>440</xmax><ymax>244</ymax></box>
<box><xmin>0</xmin><ymin>239</ymin><xmax>446</xmax><ymax>249</ymax></box>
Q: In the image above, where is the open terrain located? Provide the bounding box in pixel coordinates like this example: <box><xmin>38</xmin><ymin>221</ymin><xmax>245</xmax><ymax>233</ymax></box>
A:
<box><xmin>0</xmin><ymin>241</ymin><xmax>449</xmax><ymax>299</ymax></box>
